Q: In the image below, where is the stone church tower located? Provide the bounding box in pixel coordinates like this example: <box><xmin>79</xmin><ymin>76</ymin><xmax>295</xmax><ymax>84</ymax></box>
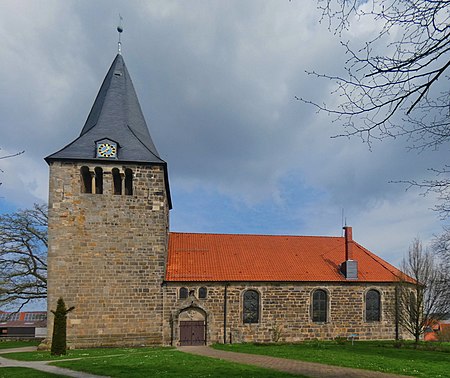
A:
<box><xmin>45</xmin><ymin>53</ymin><xmax>171</xmax><ymax>347</ymax></box>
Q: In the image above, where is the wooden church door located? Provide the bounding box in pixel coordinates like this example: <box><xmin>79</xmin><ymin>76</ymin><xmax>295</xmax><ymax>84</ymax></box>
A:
<box><xmin>179</xmin><ymin>321</ymin><xmax>205</xmax><ymax>346</ymax></box>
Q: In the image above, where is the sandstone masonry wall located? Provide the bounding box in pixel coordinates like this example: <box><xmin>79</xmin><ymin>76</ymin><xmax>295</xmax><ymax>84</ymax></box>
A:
<box><xmin>47</xmin><ymin>161</ymin><xmax>169</xmax><ymax>348</ymax></box>
<box><xmin>163</xmin><ymin>282</ymin><xmax>406</xmax><ymax>345</ymax></box>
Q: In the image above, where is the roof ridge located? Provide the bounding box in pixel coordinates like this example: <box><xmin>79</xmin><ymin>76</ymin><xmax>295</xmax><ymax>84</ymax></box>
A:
<box><xmin>169</xmin><ymin>231</ymin><xmax>342</xmax><ymax>238</ymax></box>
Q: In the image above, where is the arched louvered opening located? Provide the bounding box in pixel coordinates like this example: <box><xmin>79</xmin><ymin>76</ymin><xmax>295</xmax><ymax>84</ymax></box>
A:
<box><xmin>94</xmin><ymin>167</ymin><xmax>103</xmax><ymax>194</ymax></box>
<box><xmin>124</xmin><ymin>168</ymin><xmax>133</xmax><ymax>195</ymax></box>
<box><xmin>80</xmin><ymin>166</ymin><xmax>92</xmax><ymax>193</ymax></box>
<box><xmin>112</xmin><ymin>168</ymin><xmax>122</xmax><ymax>195</ymax></box>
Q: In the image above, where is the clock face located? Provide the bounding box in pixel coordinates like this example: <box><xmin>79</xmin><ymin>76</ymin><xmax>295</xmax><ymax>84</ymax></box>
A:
<box><xmin>97</xmin><ymin>142</ymin><xmax>117</xmax><ymax>158</ymax></box>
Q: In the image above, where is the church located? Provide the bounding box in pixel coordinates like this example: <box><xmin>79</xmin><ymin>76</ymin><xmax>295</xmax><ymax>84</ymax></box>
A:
<box><xmin>44</xmin><ymin>51</ymin><xmax>408</xmax><ymax>348</ymax></box>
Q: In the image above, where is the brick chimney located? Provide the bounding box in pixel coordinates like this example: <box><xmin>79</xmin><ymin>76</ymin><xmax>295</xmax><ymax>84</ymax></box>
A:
<box><xmin>341</xmin><ymin>226</ymin><xmax>358</xmax><ymax>280</ymax></box>
<box><xmin>344</xmin><ymin>226</ymin><xmax>353</xmax><ymax>260</ymax></box>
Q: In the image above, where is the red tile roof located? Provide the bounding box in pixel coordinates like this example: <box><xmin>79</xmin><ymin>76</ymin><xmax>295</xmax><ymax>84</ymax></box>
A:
<box><xmin>166</xmin><ymin>232</ymin><xmax>405</xmax><ymax>282</ymax></box>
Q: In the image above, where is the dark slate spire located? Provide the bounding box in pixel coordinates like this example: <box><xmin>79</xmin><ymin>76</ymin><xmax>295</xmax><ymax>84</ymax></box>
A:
<box><xmin>46</xmin><ymin>54</ymin><xmax>164</xmax><ymax>164</ymax></box>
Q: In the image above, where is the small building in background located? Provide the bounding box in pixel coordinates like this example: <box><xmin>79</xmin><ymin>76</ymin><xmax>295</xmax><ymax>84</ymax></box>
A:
<box><xmin>424</xmin><ymin>317</ymin><xmax>450</xmax><ymax>342</ymax></box>
<box><xmin>0</xmin><ymin>311</ymin><xmax>47</xmax><ymax>338</ymax></box>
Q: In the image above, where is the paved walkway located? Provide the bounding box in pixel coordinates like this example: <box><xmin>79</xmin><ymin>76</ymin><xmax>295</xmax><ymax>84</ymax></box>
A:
<box><xmin>177</xmin><ymin>346</ymin><xmax>414</xmax><ymax>378</ymax></box>
<box><xmin>0</xmin><ymin>347</ymin><xmax>109</xmax><ymax>378</ymax></box>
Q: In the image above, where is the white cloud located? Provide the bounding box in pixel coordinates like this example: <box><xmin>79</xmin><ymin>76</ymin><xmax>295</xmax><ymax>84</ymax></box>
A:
<box><xmin>0</xmin><ymin>0</ymin><xmax>447</xmax><ymax>268</ymax></box>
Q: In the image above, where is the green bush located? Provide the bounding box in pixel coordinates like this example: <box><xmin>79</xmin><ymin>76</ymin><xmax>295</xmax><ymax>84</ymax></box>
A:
<box><xmin>50</xmin><ymin>297</ymin><xmax>74</xmax><ymax>356</ymax></box>
<box><xmin>334</xmin><ymin>337</ymin><xmax>347</xmax><ymax>345</ymax></box>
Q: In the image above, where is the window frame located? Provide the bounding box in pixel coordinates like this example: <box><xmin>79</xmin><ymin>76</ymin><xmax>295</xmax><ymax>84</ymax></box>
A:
<box><xmin>198</xmin><ymin>287</ymin><xmax>207</xmax><ymax>299</ymax></box>
<box><xmin>243</xmin><ymin>289</ymin><xmax>260</xmax><ymax>324</ymax></box>
<box><xmin>179</xmin><ymin>287</ymin><xmax>188</xmax><ymax>300</ymax></box>
<box><xmin>365</xmin><ymin>289</ymin><xmax>381</xmax><ymax>322</ymax></box>
<box><xmin>311</xmin><ymin>289</ymin><xmax>328</xmax><ymax>323</ymax></box>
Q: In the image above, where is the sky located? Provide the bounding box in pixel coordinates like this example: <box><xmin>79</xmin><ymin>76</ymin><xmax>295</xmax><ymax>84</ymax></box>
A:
<box><xmin>0</xmin><ymin>0</ymin><xmax>448</xmax><ymax>274</ymax></box>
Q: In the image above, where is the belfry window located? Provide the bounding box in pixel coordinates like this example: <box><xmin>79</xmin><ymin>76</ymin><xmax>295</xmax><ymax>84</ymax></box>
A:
<box><xmin>179</xmin><ymin>287</ymin><xmax>188</xmax><ymax>299</ymax></box>
<box><xmin>112</xmin><ymin>168</ymin><xmax>122</xmax><ymax>195</ymax></box>
<box><xmin>80</xmin><ymin>166</ymin><xmax>92</xmax><ymax>193</ymax></box>
<box><xmin>125</xmin><ymin>168</ymin><xmax>133</xmax><ymax>195</ymax></box>
<box><xmin>312</xmin><ymin>289</ymin><xmax>328</xmax><ymax>323</ymax></box>
<box><xmin>366</xmin><ymin>289</ymin><xmax>381</xmax><ymax>321</ymax></box>
<box><xmin>94</xmin><ymin>167</ymin><xmax>103</xmax><ymax>194</ymax></box>
<box><xmin>243</xmin><ymin>290</ymin><xmax>259</xmax><ymax>324</ymax></box>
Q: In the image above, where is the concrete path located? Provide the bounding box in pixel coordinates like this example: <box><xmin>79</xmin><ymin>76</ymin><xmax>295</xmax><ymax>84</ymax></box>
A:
<box><xmin>0</xmin><ymin>347</ymin><xmax>109</xmax><ymax>378</ymax></box>
<box><xmin>178</xmin><ymin>346</ymin><xmax>414</xmax><ymax>378</ymax></box>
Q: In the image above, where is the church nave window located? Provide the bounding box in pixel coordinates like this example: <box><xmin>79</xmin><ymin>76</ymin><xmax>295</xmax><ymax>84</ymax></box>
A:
<box><xmin>179</xmin><ymin>287</ymin><xmax>188</xmax><ymax>299</ymax></box>
<box><xmin>243</xmin><ymin>289</ymin><xmax>260</xmax><ymax>324</ymax></box>
<box><xmin>365</xmin><ymin>289</ymin><xmax>381</xmax><ymax>322</ymax></box>
<box><xmin>199</xmin><ymin>287</ymin><xmax>207</xmax><ymax>299</ymax></box>
<box><xmin>312</xmin><ymin>289</ymin><xmax>328</xmax><ymax>323</ymax></box>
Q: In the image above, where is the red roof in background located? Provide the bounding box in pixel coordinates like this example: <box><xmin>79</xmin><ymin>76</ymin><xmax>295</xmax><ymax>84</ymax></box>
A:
<box><xmin>0</xmin><ymin>311</ymin><xmax>47</xmax><ymax>328</ymax></box>
<box><xmin>166</xmin><ymin>232</ymin><xmax>405</xmax><ymax>282</ymax></box>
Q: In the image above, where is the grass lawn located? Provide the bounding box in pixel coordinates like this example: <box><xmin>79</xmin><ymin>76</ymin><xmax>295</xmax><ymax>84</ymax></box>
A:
<box><xmin>0</xmin><ymin>367</ymin><xmax>65</xmax><ymax>378</ymax></box>
<box><xmin>214</xmin><ymin>340</ymin><xmax>450</xmax><ymax>378</ymax></box>
<box><xmin>2</xmin><ymin>347</ymin><xmax>305</xmax><ymax>378</ymax></box>
<box><xmin>0</xmin><ymin>340</ymin><xmax>41</xmax><ymax>349</ymax></box>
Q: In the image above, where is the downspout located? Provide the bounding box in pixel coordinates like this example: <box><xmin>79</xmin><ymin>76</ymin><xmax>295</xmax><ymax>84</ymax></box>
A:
<box><xmin>223</xmin><ymin>282</ymin><xmax>229</xmax><ymax>344</ymax></box>
<box><xmin>395</xmin><ymin>285</ymin><xmax>399</xmax><ymax>341</ymax></box>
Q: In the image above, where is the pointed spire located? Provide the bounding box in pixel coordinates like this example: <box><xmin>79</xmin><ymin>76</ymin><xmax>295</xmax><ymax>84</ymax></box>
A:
<box><xmin>46</xmin><ymin>54</ymin><xmax>165</xmax><ymax>165</ymax></box>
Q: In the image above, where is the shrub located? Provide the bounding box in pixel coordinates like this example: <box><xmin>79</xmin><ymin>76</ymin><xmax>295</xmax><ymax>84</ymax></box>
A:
<box><xmin>50</xmin><ymin>297</ymin><xmax>74</xmax><ymax>356</ymax></box>
<box><xmin>334</xmin><ymin>337</ymin><xmax>347</xmax><ymax>345</ymax></box>
<box><xmin>271</xmin><ymin>324</ymin><xmax>284</xmax><ymax>343</ymax></box>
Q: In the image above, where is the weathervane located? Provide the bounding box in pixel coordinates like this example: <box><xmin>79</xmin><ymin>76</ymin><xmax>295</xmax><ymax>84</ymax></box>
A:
<box><xmin>117</xmin><ymin>14</ymin><xmax>124</xmax><ymax>54</ymax></box>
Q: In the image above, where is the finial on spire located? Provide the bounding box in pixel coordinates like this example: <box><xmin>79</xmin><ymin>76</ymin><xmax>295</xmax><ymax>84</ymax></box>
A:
<box><xmin>117</xmin><ymin>14</ymin><xmax>124</xmax><ymax>54</ymax></box>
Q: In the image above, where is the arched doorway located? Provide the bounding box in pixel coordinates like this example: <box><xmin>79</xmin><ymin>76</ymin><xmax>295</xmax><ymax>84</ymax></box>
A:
<box><xmin>179</xmin><ymin>307</ymin><xmax>206</xmax><ymax>346</ymax></box>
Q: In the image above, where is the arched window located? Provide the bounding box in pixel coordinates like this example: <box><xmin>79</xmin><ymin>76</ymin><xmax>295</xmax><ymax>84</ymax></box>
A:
<box><xmin>199</xmin><ymin>287</ymin><xmax>207</xmax><ymax>299</ymax></box>
<box><xmin>179</xmin><ymin>287</ymin><xmax>188</xmax><ymax>299</ymax></box>
<box><xmin>125</xmin><ymin>168</ymin><xmax>133</xmax><ymax>195</ymax></box>
<box><xmin>366</xmin><ymin>289</ymin><xmax>381</xmax><ymax>321</ymax></box>
<box><xmin>312</xmin><ymin>289</ymin><xmax>327</xmax><ymax>323</ymax></box>
<box><xmin>94</xmin><ymin>167</ymin><xmax>103</xmax><ymax>194</ymax></box>
<box><xmin>243</xmin><ymin>290</ymin><xmax>259</xmax><ymax>324</ymax></box>
<box><xmin>80</xmin><ymin>166</ymin><xmax>92</xmax><ymax>193</ymax></box>
<box><xmin>112</xmin><ymin>168</ymin><xmax>122</xmax><ymax>195</ymax></box>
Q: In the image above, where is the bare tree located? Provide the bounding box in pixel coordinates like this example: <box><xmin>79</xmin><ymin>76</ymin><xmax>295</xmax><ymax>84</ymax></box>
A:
<box><xmin>0</xmin><ymin>148</ymin><xmax>24</xmax><ymax>187</ymax></box>
<box><xmin>0</xmin><ymin>203</ymin><xmax>47</xmax><ymax>311</ymax></box>
<box><xmin>299</xmin><ymin>0</ymin><xmax>450</xmax><ymax>217</ymax></box>
<box><xmin>396</xmin><ymin>239</ymin><xmax>450</xmax><ymax>343</ymax></box>
<box><xmin>432</xmin><ymin>226</ymin><xmax>450</xmax><ymax>278</ymax></box>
